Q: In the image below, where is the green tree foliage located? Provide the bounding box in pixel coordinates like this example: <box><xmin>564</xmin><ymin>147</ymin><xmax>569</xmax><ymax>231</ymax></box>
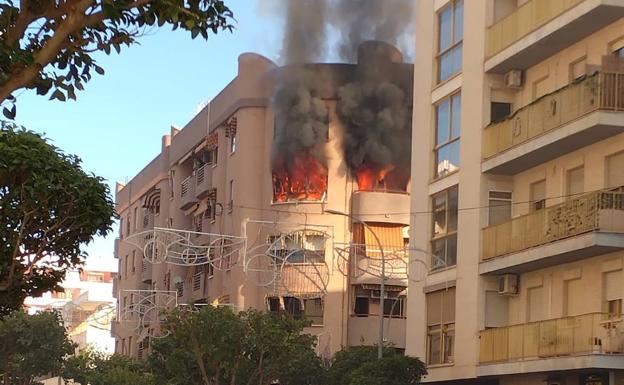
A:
<box><xmin>326</xmin><ymin>345</ymin><xmax>427</xmax><ymax>385</ymax></box>
<box><xmin>0</xmin><ymin>311</ymin><xmax>76</xmax><ymax>385</ymax></box>
<box><xmin>149</xmin><ymin>306</ymin><xmax>325</xmax><ymax>385</ymax></box>
<box><xmin>63</xmin><ymin>350</ymin><xmax>155</xmax><ymax>385</ymax></box>
<box><xmin>0</xmin><ymin>0</ymin><xmax>234</xmax><ymax>117</ymax></box>
<box><xmin>0</xmin><ymin>125</ymin><xmax>115</xmax><ymax>315</ymax></box>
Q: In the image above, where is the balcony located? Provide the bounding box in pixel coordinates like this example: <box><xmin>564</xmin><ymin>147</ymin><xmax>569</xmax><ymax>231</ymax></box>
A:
<box><xmin>336</xmin><ymin>244</ymin><xmax>408</xmax><ymax>286</ymax></box>
<box><xmin>486</xmin><ymin>0</ymin><xmax>624</xmax><ymax>73</ymax></box>
<box><xmin>348</xmin><ymin>315</ymin><xmax>406</xmax><ymax>349</ymax></box>
<box><xmin>350</xmin><ymin>191</ymin><xmax>410</xmax><ymax>225</ymax></box>
<box><xmin>483</xmin><ymin>72</ymin><xmax>624</xmax><ymax>174</ymax></box>
<box><xmin>481</xmin><ymin>189</ymin><xmax>624</xmax><ymax>274</ymax></box>
<box><xmin>478</xmin><ymin>313</ymin><xmax>624</xmax><ymax>376</ymax></box>
<box><xmin>179</xmin><ymin>176</ymin><xmax>198</xmax><ymax>210</ymax></box>
<box><xmin>195</xmin><ymin>164</ymin><xmax>213</xmax><ymax>199</ymax></box>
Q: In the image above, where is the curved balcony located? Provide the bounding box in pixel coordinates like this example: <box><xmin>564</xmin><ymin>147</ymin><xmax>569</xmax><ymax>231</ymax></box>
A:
<box><xmin>351</xmin><ymin>191</ymin><xmax>410</xmax><ymax>225</ymax></box>
<box><xmin>486</xmin><ymin>0</ymin><xmax>624</xmax><ymax>73</ymax></box>
<box><xmin>481</xmin><ymin>189</ymin><xmax>624</xmax><ymax>274</ymax></box>
<box><xmin>483</xmin><ymin>72</ymin><xmax>624</xmax><ymax>175</ymax></box>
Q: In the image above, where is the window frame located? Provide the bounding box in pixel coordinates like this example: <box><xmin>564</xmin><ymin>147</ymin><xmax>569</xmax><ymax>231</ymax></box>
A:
<box><xmin>436</xmin><ymin>0</ymin><xmax>464</xmax><ymax>82</ymax></box>
<box><xmin>434</xmin><ymin>93</ymin><xmax>461</xmax><ymax>179</ymax></box>
<box><xmin>431</xmin><ymin>185</ymin><xmax>458</xmax><ymax>269</ymax></box>
<box><xmin>488</xmin><ymin>190</ymin><xmax>513</xmax><ymax>226</ymax></box>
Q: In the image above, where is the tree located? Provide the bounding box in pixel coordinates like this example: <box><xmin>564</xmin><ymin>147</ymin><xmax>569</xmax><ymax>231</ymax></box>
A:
<box><xmin>326</xmin><ymin>345</ymin><xmax>427</xmax><ymax>385</ymax></box>
<box><xmin>0</xmin><ymin>0</ymin><xmax>234</xmax><ymax>117</ymax></box>
<box><xmin>63</xmin><ymin>350</ymin><xmax>155</xmax><ymax>385</ymax></box>
<box><xmin>0</xmin><ymin>311</ymin><xmax>76</xmax><ymax>385</ymax></box>
<box><xmin>149</xmin><ymin>306</ymin><xmax>324</xmax><ymax>385</ymax></box>
<box><xmin>0</xmin><ymin>125</ymin><xmax>115</xmax><ymax>315</ymax></box>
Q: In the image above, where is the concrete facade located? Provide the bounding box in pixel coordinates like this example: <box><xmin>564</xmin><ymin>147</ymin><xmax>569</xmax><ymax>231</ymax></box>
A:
<box><xmin>408</xmin><ymin>1</ymin><xmax>624</xmax><ymax>385</ymax></box>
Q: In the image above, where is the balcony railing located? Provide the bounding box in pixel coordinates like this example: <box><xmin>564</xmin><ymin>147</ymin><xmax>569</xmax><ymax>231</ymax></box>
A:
<box><xmin>482</xmin><ymin>189</ymin><xmax>624</xmax><ymax>261</ymax></box>
<box><xmin>487</xmin><ymin>0</ymin><xmax>584</xmax><ymax>58</ymax></box>
<box><xmin>484</xmin><ymin>72</ymin><xmax>624</xmax><ymax>160</ymax></box>
<box><xmin>181</xmin><ymin>176</ymin><xmax>191</xmax><ymax>197</ymax></box>
<box><xmin>480</xmin><ymin>313</ymin><xmax>624</xmax><ymax>364</ymax></box>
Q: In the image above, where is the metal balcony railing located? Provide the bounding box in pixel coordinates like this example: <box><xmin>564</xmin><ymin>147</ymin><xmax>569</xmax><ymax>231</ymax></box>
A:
<box><xmin>480</xmin><ymin>313</ymin><xmax>624</xmax><ymax>364</ymax></box>
<box><xmin>181</xmin><ymin>176</ymin><xmax>191</xmax><ymax>197</ymax></box>
<box><xmin>482</xmin><ymin>189</ymin><xmax>624</xmax><ymax>261</ymax></box>
<box><xmin>486</xmin><ymin>0</ymin><xmax>584</xmax><ymax>58</ymax></box>
<box><xmin>484</xmin><ymin>72</ymin><xmax>624</xmax><ymax>159</ymax></box>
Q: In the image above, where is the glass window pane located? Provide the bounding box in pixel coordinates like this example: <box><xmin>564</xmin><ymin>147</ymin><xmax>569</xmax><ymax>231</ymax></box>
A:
<box><xmin>428</xmin><ymin>330</ymin><xmax>442</xmax><ymax>364</ymax></box>
<box><xmin>432</xmin><ymin>238</ymin><xmax>446</xmax><ymax>268</ymax></box>
<box><xmin>448</xmin><ymin>187</ymin><xmax>458</xmax><ymax>232</ymax></box>
<box><xmin>453</xmin><ymin>0</ymin><xmax>464</xmax><ymax>42</ymax></box>
<box><xmin>444</xmin><ymin>327</ymin><xmax>455</xmax><ymax>363</ymax></box>
<box><xmin>433</xmin><ymin>194</ymin><xmax>447</xmax><ymax>236</ymax></box>
<box><xmin>439</xmin><ymin>51</ymin><xmax>453</xmax><ymax>81</ymax></box>
<box><xmin>451</xmin><ymin>45</ymin><xmax>463</xmax><ymax>78</ymax></box>
<box><xmin>488</xmin><ymin>199</ymin><xmax>512</xmax><ymax>226</ymax></box>
<box><xmin>439</xmin><ymin>7</ymin><xmax>452</xmax><ymax>52</ymax></box>
<box><xmin>436</xmin><ymin>100</ymin><xmax>450</xmax><ymax>145</ymax></box>
<box><xmin>451</xmin><ymin>94</ymin><xmax>462</xmax><ymax>139</ymax></box>
<box><xmin>446</xmin><ymin>234</ymin><xmax>457</xmax><ymax>266</ymax></box>
<box><xmin>436</xmin><ymin>140</ymin><xmax>460</xmax><ymax>177</ymax></box>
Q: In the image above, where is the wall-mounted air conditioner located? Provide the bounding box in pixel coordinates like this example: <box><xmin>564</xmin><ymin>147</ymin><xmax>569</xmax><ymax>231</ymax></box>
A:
<box><xmin>504</xmin><ymin>69</ymin><xmax>523</xmax><ymax>88</ymax></box>
<box><xmin>498</xmin><ymin>274</ymin><xmax>519</xmax><ymax>296</ymax></box>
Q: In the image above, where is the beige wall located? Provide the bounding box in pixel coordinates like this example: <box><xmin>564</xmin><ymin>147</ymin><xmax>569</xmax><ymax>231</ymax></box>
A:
<box><xmin>410</xmin><ymin>0</ymin><xmax>624</xmax><ymax>384</ymax></box>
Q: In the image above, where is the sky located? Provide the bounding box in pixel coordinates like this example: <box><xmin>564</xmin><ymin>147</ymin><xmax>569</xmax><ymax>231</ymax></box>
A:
<box><xmin>13</xmin><ymin>0</ymin><xmax>284</xmax><ymax>258</ymax></box>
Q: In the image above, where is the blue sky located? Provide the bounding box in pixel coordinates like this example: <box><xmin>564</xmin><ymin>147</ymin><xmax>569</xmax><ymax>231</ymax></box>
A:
<box><xmin>13</xmin><ymin>0</ymin><xmax>284</xmax><ymax>258</ymax></box>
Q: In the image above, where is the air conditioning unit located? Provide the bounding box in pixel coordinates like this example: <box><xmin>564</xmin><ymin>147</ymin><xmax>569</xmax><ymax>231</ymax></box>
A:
<box><xmin>504</xmin><ymin>69</ymin><xmax>523</xmax><ymax>88</ymax></box>
<box><xmin>498</xmin><ymin>274</ymin><xmax>519</xmax><ymax>295</ymax></box>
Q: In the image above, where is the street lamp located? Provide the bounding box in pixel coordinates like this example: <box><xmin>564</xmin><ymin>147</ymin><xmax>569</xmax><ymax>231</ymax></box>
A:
<box><xmin>324</xmin><ymin>208</ymin><xmax>386</xmax><ymax>359</ymax></box>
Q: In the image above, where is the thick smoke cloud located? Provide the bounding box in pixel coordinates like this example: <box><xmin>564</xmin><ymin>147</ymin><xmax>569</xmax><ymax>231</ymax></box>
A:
<box><xmin>330</xmin><ymin>0</ymin><xmax>415</xmax><ymax>63</ymax></box>
<box><xmin>271</xmin><ymin>0</ymin><xmax>414</xmax><ymax>194</ymax></box>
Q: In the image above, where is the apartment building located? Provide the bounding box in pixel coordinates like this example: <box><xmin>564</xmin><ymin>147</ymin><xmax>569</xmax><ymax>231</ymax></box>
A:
<box><xmin>408</xmin><ymin>1</ymin><xmax>624</xmax><ymax>385</ymax></box>
<box><xmin>25</xmin><ymin>255</ymin><xmax>117</xmax><ymax>354</ymax></box>
<box><xmin>112</xmin><ymin>42</ymin><xmax>414</xmax><ymax>359</ymax></box>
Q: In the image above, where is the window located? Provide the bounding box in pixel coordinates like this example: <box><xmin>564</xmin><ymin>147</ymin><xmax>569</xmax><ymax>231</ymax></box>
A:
<box><xmin>268</xmin><ymin>231</ymin><xmax>326</xmax><ymax>264</ymax></box>
<box><xmin>131</xmin><ymin>250</ymin><xmax>136</xmax><ymax>273</ymax></box>
<box><xmin>529</xmin><ymin>180</ymin><xmax>546</xmax><ymax>212</ymax></box>
<box><xmin>128</xmin><ymin>336</ymin><xmax>132</xmax><ymax>355</ymax></box>
<box><xmin>164</xmin><ymin>271</ymin><xmax>171</xmax><ymax>291</ymax></box>
<box><xmin>122</xmin><ymin>338</ymin><xmax>126</xmax><ymax>355</ymax></box>
<box><xmin>207</xmin><ymin>147</ymin><xmax>218</xmax><ymax>166</ymax></box>
<box><xmin>230</xmin><ymin>132</ymin><xmax>236</xmax><ymax>153</ymax></box>
<box><xmin>431</xmin><ymin>186</ymin><xmax>458</xmax><ymax>269</ymax></box>
<box><xmin>123</xmin><ymin>255</ymin><xmax>128</xmax><ymax>278</ymax></box>
<box><xmin>125</xmin><ymin>215</ymin><xmax>130</xmax><ymax>237</ymax></box>
<box><xmin>427</xmin><ymin>288</ymin><xmax>455</xmax><ymax>365</ymax></box>
<box><xmin>134</xmin><ymin>207</ymin><xmax>138</xmax><ymax>231</ymax></box>
<box><xmin>437</xmin><ymin>0</ymin><xmax>463</xmax><ymax>82</ymax></box>
<box><xmin>119</xmin><ymin>217</ymin><xmax>124</xmax><ymax>238</ymax></box>
<box><xmin>383</xmin><ymin>296</ymin><xmax>406</xmax><ymax>318</ymax></box>
<box><xmin>605</xmin><ymin>270</ymin><xmax>623</xmax><ymax>316</ymax></box>
<box><xmin>490</xmin><ymin>102</ymin><xmax>511</xmax><ymax>123</ymax></box>
<box><xmin>168</xmin><ymin>170</ymin><xmax>174</xmax><ymax>199</ymax></box>
<box><xmin>566</xmin><ymin>166</ymin><xmax>584</xmax><ymax>199</ymax></box>
<box><xmin>87</xmin><ymin>272</ymin><xmax>104</xmax><ymax>282</ymax></box>
<box><xmin>267</xmin><ymin>297</ymin><xmax>281</xmax><ymax>312</ymax></box>
<box><xmin>607</xmin><ymin>151</ymin><xmax>624</xmax><ymax>188</ymax></box>
<box><xmin>616</xmin><ymin>46</ymin><xmax>624</xmax><ymax>59</ymax></box>
<box><xmin>435</xmin><ymin>93</ymin><xmax>461</xmax><ymax>178</ymax></box>
<box><xmin>283</xmin><ymin>296</ymin><xmax>303</xmax><ymax>318</ymax></box>
<box><xmin>228</xmin><ymin>180</ymin><xmax>234</xmax><ymax>212</ymax></box>
<box><xmin>304</xmin><ymin>298</ymin><xmax>324</xmax><ymax>325</ymax></box>
<box><xmin>354</xmin><ymin>296</ymin><xmax>369</xmax><ymax>316</ymax></box>
<box><xmin>488</xmin><ymin>191</ymin><xmax>512</xmax><ymax>226</ymax></box>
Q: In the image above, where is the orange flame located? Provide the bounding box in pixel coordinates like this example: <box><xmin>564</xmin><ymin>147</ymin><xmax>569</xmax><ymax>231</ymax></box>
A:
<box><xmin>355</xmin><ymin>164</ymin><xmax>409</xmax><ymax>192</ymax></box>
<box><xmin>273</xmin><ymin>153</ymin><xmax>328</xmax><ymax>202</ymax></box>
